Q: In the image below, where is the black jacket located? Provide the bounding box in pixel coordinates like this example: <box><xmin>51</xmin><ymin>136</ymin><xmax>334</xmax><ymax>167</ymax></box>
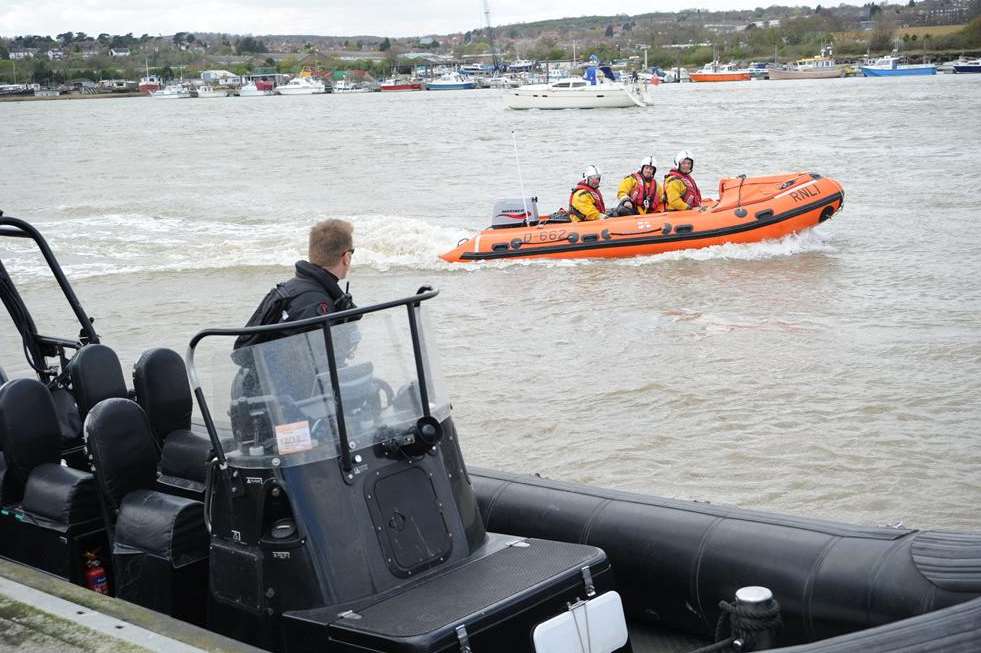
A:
<box><xmin>234</xmin><ymin>260</ymin><xmax>357</xmax><ymax>350</ymax></box>
<box><xmin>281</xmin><ymin>260</ymin><xmax>354</xmax><ymax>322</ymax></box>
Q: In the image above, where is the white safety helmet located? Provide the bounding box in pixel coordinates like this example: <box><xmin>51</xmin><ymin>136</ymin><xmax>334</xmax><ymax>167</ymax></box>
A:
<box><xmin>582</xmin><ymin>164</ymin><xmax>601</xmax><ymax>180</ymax></box>
<box><xmin>639</xmin><ymin>156</ymin><xmax>657</xmax><ymax>173</ymax></box>
<box><xmin>674</xmin><ymin>150</ymin><xmax>694</xmax><ymax>170</ymax></box>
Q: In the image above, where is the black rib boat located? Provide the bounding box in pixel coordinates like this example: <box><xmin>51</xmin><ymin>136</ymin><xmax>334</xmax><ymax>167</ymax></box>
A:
<box><xmin>1</xmin><ymin>212</ymin><xmax>979</xmax><ymax>652</ymax></box>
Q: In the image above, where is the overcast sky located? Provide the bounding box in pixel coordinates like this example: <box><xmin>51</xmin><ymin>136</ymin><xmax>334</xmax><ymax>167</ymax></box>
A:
<box><xmin>2</xmin><ymin>0</ymin><xmax>870</xmax><ymax>39</ymax></box>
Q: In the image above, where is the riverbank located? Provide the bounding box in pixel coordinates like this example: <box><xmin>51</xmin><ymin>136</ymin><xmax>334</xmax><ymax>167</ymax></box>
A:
<box><xmin>0</xmin><ymin>92</ymin><xmax>144</xmax><ymax>103</ymax></box>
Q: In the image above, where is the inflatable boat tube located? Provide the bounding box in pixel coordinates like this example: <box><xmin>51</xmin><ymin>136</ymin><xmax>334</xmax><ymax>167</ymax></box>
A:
<box><xmin>471</xmin><ymin>468</ymin><xmax>981</xmax><ymax>651</ymax></box>
<box><xmin>441</xmin><ymin>173</ymin><xmax>843</xmax><ymax>262</ymax></box>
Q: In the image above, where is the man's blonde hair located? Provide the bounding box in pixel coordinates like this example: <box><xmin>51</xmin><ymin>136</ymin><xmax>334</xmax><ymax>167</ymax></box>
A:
<box><xmin>308</xmin><ymin>219</ymin><xmax>353</xmax><ymax>268</ymax></box>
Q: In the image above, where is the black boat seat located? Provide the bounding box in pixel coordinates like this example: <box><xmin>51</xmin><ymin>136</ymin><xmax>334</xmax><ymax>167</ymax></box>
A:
<box><xmin>114</xmin><ymin>489</ymin><xmax>208</xmax><ymax>564</ymax></box>
<box><xmin>133</xmin><ymin>348</ymin><xmax>193</xmax><ymax>445</ymax></box>
<box><xmin>68</xmin><ymin>344</ymin><xmax>128</xmax><ymax>424</ymax></box>
<box><xmin>132</xmin><ymin>348</ymin><xmax>212</xmax><ymax>498</ymax></box>
<box><xmin>21</xmin><ymin>463</ymin><xmax>100</xmax><ymax>527</ymax></box>
<box><xmin>0</xmin><ymin>378</ymin><xmax>105</xmax><ymax>582</ymax></box>
<box><xmin>85</xmin><ymin>397</ymin><xmax>208</xmax><ymax>622</ymax></box>
<box><xmin>159</xmin><ymin>429</ymin><xmax>210</xmax><ymax>484</ymax></box>
<box><xmin>51</xmin><ymin>386</ymin><xmax>83</xmax><ymax>450</ymax></box>
<box><xmin>0</xmin><ymin>378</ymin><xmax>63</xmax><ymax>506</ymax></box>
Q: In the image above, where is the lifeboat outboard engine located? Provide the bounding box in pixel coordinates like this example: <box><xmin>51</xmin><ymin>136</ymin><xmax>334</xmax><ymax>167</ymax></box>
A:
<box><xmin>491</xmin><ymin>197</ymin><xmax>539</xmax><ymax>228</ymax></box>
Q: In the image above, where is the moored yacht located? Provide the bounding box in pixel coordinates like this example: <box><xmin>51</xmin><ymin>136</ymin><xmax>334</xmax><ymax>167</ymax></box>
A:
<box><xmin>150</xmin><ymin>83</ymin><xmax>191</xmax><ymax>99</ymax></box>
<box><xmin>332</xmin><ymin>78</ymin><xmax>367</xmax><ymax>93</ymax></box>
<box><xmin>506</xmin><ymin>66</ymin><xmax>647</xmax><ymax>109</ymax></box>
<box><xmin>425</xmin><ymin>72</ymin><xmax>477</xmax><ymax>90</ymax></box>
<box><xmin>937</xmin><ymin>56</ymin><xmax>967</xmax><ymax>73</ymax></box>
<box><xmin>238</xmin><ymin>80</ymin><xmax>274</xmax><ymax>96</ymax></box>
<box><xmin>276</xmin><ymin>76</ymin><xmax>327</xmax><ymax>95</ymax></box>
<box><xmin>194</xmin><ymin>85</ymin><xmax>227</xmax><ymax>98</ymax></box>
<box><xmin>953</xmin><ymin>58</ymin><xmax>981</xmax><ymax>73</ymax></box>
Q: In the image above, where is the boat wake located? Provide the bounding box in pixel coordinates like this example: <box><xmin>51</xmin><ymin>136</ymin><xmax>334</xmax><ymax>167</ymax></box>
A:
<box><xmin>611</xmin><ymin>227</ymin><xmax>835</xmax><ymax>267</ymax></box>
<box><xmin>4</xmin><ymin>210</ymin><xmax>834</xmax><ymax>281</ymax></box>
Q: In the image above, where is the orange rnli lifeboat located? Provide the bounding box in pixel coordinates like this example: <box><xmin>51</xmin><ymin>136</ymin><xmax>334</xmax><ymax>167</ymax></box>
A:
<box><xmin>441</xmin><ymin>172</ymin><xmax>843</xmax><ymax>263</ymax></box>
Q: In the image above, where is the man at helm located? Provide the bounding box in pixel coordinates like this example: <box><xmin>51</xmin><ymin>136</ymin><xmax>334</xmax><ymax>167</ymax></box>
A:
<box><xmin>568</xmin><ymin>165</ymin><xmax>606</xmax><ymax>222</ymax></box>
<box><xmin>664</xmin><ymin>150</ymin><xmax>703</xmax><ymax>212</ymax></box>
<box><xmin>614</xmin><ymin>156</ymin><xmax>662</xmax><ymax>216</ymax></box>
<box><xmin>235</xmin><ymin>219</ymin><xmax>358</xmax><ymax>351</ymax></box>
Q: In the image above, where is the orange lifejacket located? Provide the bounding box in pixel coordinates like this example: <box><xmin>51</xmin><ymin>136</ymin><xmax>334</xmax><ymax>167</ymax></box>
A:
<box><xmin>628</xmin><ymin>172</ymin><xmax>661</xmax><ymax>212</ymax></box>
<box><xmin>665</xmin><ymin>169</ymin><xmax>702</xmax><ymax>208</ymax></box>
<box><xmin>568</xmin><ymin>183</ymin><xmax>606</xmax><ymax>218</ymax></box>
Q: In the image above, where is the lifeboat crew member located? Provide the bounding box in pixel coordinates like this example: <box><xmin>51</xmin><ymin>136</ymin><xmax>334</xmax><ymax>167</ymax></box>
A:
<box><xmin>568</xmin><ymin>165</ymin><xmax>606</xmax><ymax>222</ymax></box>
<box><xmin>614</xmin><ymin>156</ymin><xmax>661</xmax><ymax>216</ymax></box>
<box><xmin>664</xmin><ymin>150</ymin><xmax>703</xmax><ymax>211</ymax></box>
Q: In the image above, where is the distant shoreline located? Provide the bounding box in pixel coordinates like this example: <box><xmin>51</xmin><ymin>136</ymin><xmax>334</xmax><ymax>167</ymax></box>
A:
<box><xmin>0</xmin><ymin>91</ymin><xmax>144</xmax><ymax>103</ymax></box>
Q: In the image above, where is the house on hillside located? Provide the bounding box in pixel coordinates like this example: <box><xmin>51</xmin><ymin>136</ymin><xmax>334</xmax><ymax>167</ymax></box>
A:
<box><xmin>8</xmin><ymin>48</ymin><xmax>37</xmax><ymax>60</ymax></box>
<box><xmin>704</xmin><ymin>24</ymin><xmax>746</xmax><ymax>33</ymax></box>
<box><xmin>109</xmin><ymin>47</ymin><xmax>130</xmax><ymax>57</ymax></box>
<box><xmin>47</xmin><ymin>49</ymin><xmax>64</xmax><ymax>61</ymax></box>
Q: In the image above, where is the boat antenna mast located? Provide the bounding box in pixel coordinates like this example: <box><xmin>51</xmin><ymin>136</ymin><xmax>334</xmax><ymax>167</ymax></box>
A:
<box><xmin>511</xmin><ymin>129</ymin><xmax>531</xmax><ymax>226</ymax></box>
<box><xmin>482</xmin><ymin>0</ymin><xmax>502</xmax><ymax>73</ymax></box>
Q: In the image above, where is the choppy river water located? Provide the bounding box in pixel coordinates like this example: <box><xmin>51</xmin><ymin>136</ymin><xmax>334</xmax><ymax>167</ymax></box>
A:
<box><xmin>1</xmin><ymin>75</ymin><xmax>979</xmax><ymax>529</ymax></box>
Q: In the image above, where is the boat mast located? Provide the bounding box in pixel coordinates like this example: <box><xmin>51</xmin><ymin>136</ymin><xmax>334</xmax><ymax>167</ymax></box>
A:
<box><xmin>482</xmin><ymin>0</ymin><xmax>502</xmax><ymax>73</ymax></box>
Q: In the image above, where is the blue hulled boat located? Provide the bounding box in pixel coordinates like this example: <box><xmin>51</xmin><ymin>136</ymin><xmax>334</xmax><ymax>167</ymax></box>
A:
<box><xmin>425</xmin><ymin>72</ymin><xmax>478</xmax><ymax>90</ymax></box>
<box><xmin>953</xmin><ymin>58</ymin><xmax>981</xmax><ymax>73</ymax></box>
<box><xmin>862</xmin><ymin>55</ymin><xmax>937</xmax><ymax>77</ymax></box>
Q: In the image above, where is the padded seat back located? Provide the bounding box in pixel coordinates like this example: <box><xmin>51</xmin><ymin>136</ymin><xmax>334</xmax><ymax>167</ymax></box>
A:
<box><xmin>132</xmin><ymin>348</ymin><xmax>192</xmax><ymax>445</ymax></box>
<box><xmin>84</xmin><ymin>398</ymin><xmax>159</xmax><ymax>525</ymax></box>
<box><xmin>68</xmin><ymin>344</ymin><xmax>127</xmax><ymax>423</ymax></box>
<box><xmin>0</xmin><ymin>378</ymin><xmax>62</xmax><ymax>505</ymax></box>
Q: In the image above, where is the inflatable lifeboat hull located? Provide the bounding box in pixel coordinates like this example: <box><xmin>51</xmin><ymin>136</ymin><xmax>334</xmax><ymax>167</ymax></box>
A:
<box><xmin>441</xmin><ymin>173</ymin><xmax>843</xmax><ymax>263</ymax></box>
<box><xmin>471</xmin><ymin>468</ymin><xmax>981</xmax><ymax>651</ymax></box>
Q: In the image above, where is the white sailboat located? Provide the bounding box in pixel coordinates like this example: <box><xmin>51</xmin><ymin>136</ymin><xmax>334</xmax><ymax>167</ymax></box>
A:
<box><xmin>505</xmin><ymin>66</ymin><xmax>647</xmax><ymax>110</ymax></box>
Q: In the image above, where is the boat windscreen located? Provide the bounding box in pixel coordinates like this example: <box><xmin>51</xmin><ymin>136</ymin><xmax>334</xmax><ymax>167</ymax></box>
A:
<box><xmin>200</xmin><ymin>306</ymin><xmax>449</xmax><ymax>469</ymax></box>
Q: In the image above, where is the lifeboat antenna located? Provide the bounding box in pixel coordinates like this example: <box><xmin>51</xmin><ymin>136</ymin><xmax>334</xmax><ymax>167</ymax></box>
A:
<box><xmin>511</xmin><ymin>129</ymin><xmax>531</xmax><ymax>226</ymax></box>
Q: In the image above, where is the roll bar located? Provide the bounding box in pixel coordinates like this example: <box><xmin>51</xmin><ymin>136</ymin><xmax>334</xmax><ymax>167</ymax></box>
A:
<box><xmin>0</xmin><ymin>212</ymin><xmax>100</xmax><ymax>381</ymax></box>
<box><xmin>185</xmin><ymin>286</ymin><xmax>439</xmax><ymax>475</ymax></box>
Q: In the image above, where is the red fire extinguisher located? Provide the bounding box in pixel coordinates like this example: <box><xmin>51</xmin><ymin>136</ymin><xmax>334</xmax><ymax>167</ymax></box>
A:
<box><xmin>83</xmin><ymin>549</ymin><xmax>109</xmax><ymax>595</ymax></box>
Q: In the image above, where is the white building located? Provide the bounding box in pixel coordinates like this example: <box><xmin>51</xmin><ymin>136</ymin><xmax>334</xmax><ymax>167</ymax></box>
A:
<box><xmin>200</xmin><ymin>69</ymin><xmax>241</xmax><ymax>86</ymax></box>
<box><xmin>109</xmin><ymin>47</ymin><xmax>130</xmax><ymax>57</ymax></box>
<box><xmin>8</xmin><ymin>49</ymin><xmax>36</xmax><ymax>60</ymax></box>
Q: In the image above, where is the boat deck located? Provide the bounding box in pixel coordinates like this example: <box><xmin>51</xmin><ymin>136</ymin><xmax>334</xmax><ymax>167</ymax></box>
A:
<box><xmin>0</xmin><ymin>553</ymin><xmax>716</xmax><ymax>653</ymax></box>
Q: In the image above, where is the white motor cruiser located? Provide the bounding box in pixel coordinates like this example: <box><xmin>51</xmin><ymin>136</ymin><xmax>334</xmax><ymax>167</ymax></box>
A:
<box><xmin>276</xmin><ymin>77</ymin><xmax>327</xmax><ymax>95</ymax></box>
<box><xmin>150</xmin><ymin>84</ymin><xmax>191</xmax><ymax>99</ymax></box>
